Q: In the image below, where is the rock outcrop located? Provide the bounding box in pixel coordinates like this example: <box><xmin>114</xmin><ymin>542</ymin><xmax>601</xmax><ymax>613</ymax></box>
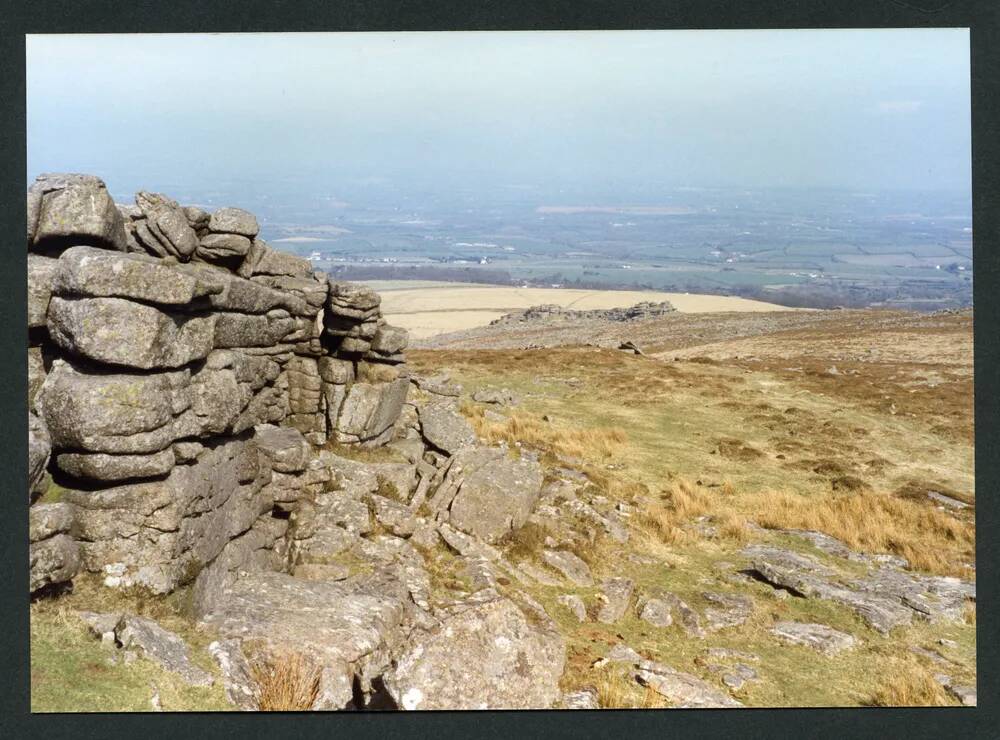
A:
<box><xmin>24</xmin><ymin>174</ymin><xmax>564</xmax><ymax>711</ymax></box>
<box><xmin>490</xmin><ymin>301</ymin><xmax>676</xmax><ymax>327</ymax></box>
<box><xmin>27</xmin><ymin>173</ymin><xmax>412</xmax><ymax>595</ymax></box>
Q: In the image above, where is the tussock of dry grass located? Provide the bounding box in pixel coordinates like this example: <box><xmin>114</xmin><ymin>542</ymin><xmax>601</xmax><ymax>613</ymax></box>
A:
<box><xmin>636</xmin><ymin>478</ymin><xmax>751</xmax><ymax>546</ymax></box>
<box><xmin>595</xmin><ymin>667</ymin><xmax>669</xmax><ymax>709</ymax></box>
<box><xmin>630</xmin><ymin>475</ymin><xmax>971</xmax><ymax>576</ymax></box>
<box><xmin>581</xmin><ymin>467</ymin><xmax>649</xmax><ymax>503</ymax></box>
<box><xmin>749</xmin><ymin>489</ymin><xmax>973</xmax><ymax>576</ymax></box>
<box><xmin>498</xmin><ymin>522</ymin><xmax>551</xmax><ymax>562</ymax></box>
<box><xmin>249</xmin><ymin>651</ymin><xmax>321</xmax><ymax>711</ymax></box>
<box><xmin>462</xmin><ymin>403</ymin><xmax>628</xmax><ymax>461</ymax></box>
<box><xmin>868</xmin><ymin>657</ymin><xmax>953</xmax><ymax>706</ymax></box>
<box><xmin>963</xmin><ymin>600</ymin><xmax>976</xmax><ymax>625</ymax></box>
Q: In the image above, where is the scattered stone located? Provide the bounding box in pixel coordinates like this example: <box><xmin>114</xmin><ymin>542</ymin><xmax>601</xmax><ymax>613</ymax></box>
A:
<box><xmin>472</xmin><ymin>388</ymin><xmax>517</xmax><ymax>406</ymax></box>
<box><xmin>76</xmin><ymin>611</ymin><xmax>123</xmax><ymax>643</ymax></box>
<box><xmin>561</xmin><ymin>688</ymin><xmax>599</xmax><ymax>709</ymax></box>
<box><xmin>659</xmin><ymin>592</ymin><xmax>706</xmax><ymax>638</ymax></box>
<box><xmin>30</xmin><ymin>533</ymin><xmax>81</xmax><ymax>593</ymax></box>
<box><xmin>910</xmin><ymin>645</ymin><xmax>950</xmax><ymax>666</ymax></box>
<box><xmin>418</xmin><ymin>401</ymin><xmax>477</xmax><ymax>455</ymax></box>
<box><xmin>207</xmin><ymin>639</ymin><xmax>256</xmax><ymax>710</ymax></box>
<box><xmin>597</xmin><ymin>577</ymin><xmax>634</xmax><ymax>624</ymax></box>
<box><xmin>945</xmin><ymin>684</ymin><xmax>977</xmax><ymax>706</ymax></box>
<box><xmin>116</xmin><ymin>616</ymin><xmax>214</xmax><ymax>687</ymax></box>
<box><xmin>770</xmin><ymin>621</ymin><xmax>858</xmax><ymax>656</ymax></box>
<box><xmin>412</xmin><ymin>374</ymin><xmax>462</xmax><ymax>397</ymax></box>
<box><xmin>541</xmin><ymin>550</ymin><xmax>593</xmax><ymax>587</ymax></box>
<box><xmin>639</xmin><ymin>598</ymin><xmax>673</xmax><ymax>628</ymax></box>
<box><xmin>702</xmin><ymin>591</ymin><xmax>754</xmax><ymax>631</ymax></box>
<box><xmin>721</xmin><ymin>664</ymin><xmax>758</xmax><ymax>691</ymax></box>
<box><xmin>743</xmin><ymin>545</ymin><xmax>915</xmax><ymax>634</ymax></box>
<box><xmin>636</xmin><ymin>660</ymin><xmax>742</xmax><ymax>708</ymax></box>
<box><xmin>593</xmin><ymin>643</ymin><xmax>644</xmax><ymax>668</ymax></box>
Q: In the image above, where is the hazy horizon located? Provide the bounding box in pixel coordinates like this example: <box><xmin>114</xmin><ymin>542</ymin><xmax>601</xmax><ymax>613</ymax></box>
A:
<box><xmin>27</xmin><ymin>30</ymin><xmax>971</xmax><ymax>207</ymax></box>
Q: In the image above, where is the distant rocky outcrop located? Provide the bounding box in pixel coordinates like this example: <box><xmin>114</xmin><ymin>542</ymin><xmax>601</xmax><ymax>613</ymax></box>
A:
<box><xmin>490</xmin><ymin>301</ymin><xmax>676</xmax><ymax>327</ymax></box>
<box><xmin>26</xmin><ymin>174</ymin><xmax>563</xmax><ymax>710</ymax></box>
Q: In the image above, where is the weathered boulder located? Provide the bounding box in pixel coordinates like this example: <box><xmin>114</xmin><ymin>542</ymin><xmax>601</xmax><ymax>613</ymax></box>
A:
<box><xmin>367</xmin><ymin>494</ymin><xmax>418</xmax><ymax>537</ymax></box>
<box><xmin>198</xmin><ymin>232</ymin><xmax>252</xmax><ymax>261</ymax></box>
<box><xmin>30</xmin><ymin>504</ymin><xmax>81</xmax><ymax>593</ymax></box>
<box><xmin>213</xmin><ymin>310</ymin><xmax>296</xmax><ymax>348</ymax></box>
<box><xmin>48</xmin><ymin>296</ymin><xmax>216</xmax><ymax>369</ymax></box>
<box><xmin>56</xmin><ymin>449</ymin><xmax>176</xmax><ymax>482</ymax></box>
<box><xmin>30</xmin><ymin>533</ymin><xmax>81</xmax><ymax>593</ymax></box>
<box><xmin>418</xmin><ymin>402</ymin><xmax>477</xmax><ymax>455</ymax></box>
<box><xmin>38</xmin><ymin>355</ymin><xmax>283</xmax><ymax>455</ymax></box>
<box><xmin>252</xmin><ymin>274</ymin><xmax>328</xmax><ymax>317</ymax></box>
<box><xmin>198</xmin><ymin>570</ymin><xmax>414</xmax><ymax>709</ymax></box>
<box><xmin>28</xmin><ymin>412</ymin><xmax>51</xmax><ymax>497</ymax></box>
<box><xmin>51</xmin><ymin>246</ymin><xmax>224</xmax><ymax>306</ymax></box>
<box><xmin>208</xmin><ymin>639</ymin><xmax>256</xmax><ymax>710</ymax></box>
<box><xmin>209</xmin><ymin>207</ymin><xmax>259</xmax><ymax>238</ymax></box>
<box><xmin>385</xmin><ymin>594</ymin><xmax>565</xmax><ymax>710</ymax></box>
<box><xmin>38</xmin><ymin>360</ymin><xmax>192</xmax><ymax>454</ymax></box>
<box><xmin>183</xmin><ymin>206</ymin><xmax>210</xmax><ymax>231</ymax></box>
<box><xmin>254</xmin><ymin>425</ymin><xmax>311</xmax><ymax>473</ymax></box>
<box><xmin>28</xmin><ymin>254</ymin><xmax>58</xmax><ymax>329</ymax></box>
<box><xmin>327</xmin><ymin>281</ymin><xmax>380</xmax><ymax>321</ymax></box>
<box><xmin>29</xmin><ymin>502</ymin><xmax>75</xmax><ymax>543</ymax></box>
<box><xmin>243</xmin><ymin>240</ymin><xmax>312</xmax><ymax>279</ymax></box>
<box><xmin>335</xmin><ymin>378</ymin><xmax>409</xmax><ymax>446</ymax></box>
<box><xmin>444</xmin><ymin>449</ymin><xmax>544</xmax><ymax>542</ymax></box>
<box><xmin>28</xmin><ymin>173</ymin><xmax>126</xmax><ymax>253</ymax></box>
<box><xmin>369</xmin><ymin>325</ymin><xmax>409</xmax><ymax>356</ymax></box>
<box><xmin>135</xmin><ymin>191</ymin><xmax>200</xmax><ymax>260</ymax></box>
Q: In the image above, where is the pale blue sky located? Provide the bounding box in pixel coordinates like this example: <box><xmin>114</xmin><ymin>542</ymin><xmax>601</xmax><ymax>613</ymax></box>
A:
<box><xmin>26</xmin><ymin>30</ymin><xmax>971</xmax><ymax>197</ymax></box>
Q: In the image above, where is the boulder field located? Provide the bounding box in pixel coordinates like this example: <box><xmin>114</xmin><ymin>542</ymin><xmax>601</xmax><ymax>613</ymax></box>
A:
<box><xmin>26</xmin><ymin>173</ymin><xmax>561</xmax><ymax>709</ymax></box>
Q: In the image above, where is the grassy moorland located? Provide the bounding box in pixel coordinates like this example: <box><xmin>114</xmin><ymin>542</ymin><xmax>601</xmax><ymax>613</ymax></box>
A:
<box><xmin>407</xmin><ymin>308</ymin><xmax>975</xmax><ymax>707</ymax></box>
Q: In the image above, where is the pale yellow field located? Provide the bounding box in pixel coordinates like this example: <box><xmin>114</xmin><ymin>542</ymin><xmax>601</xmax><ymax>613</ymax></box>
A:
<box><xmin>367</xmin><ymin>282</ymin><xmax>801</xmax><ymax>338</ymax></box>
